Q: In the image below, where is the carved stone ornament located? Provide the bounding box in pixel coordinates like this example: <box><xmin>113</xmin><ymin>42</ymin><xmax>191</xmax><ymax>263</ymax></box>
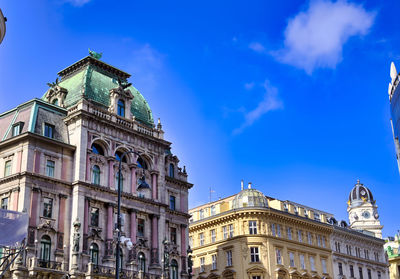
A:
<box><xmin>88</xmin><ymin>227</ymin><xmax>103</xmax><ymax>240</ymax></box>
<box><xmin>45</xmin><ymin>84</ymin><xmax>68</xmax><ymax>107</ymax></box>
<box><xmin>37</xmin><ymin>219</ymin><xmax>56</xmax><ymax>233</ymax></box>
<box><xmin>89</xmin><ymin>155</ymin><xmax>106</xmax><ymax>166</ymax></box>
<box><xmin>72</xmin><ymin>218</ymin><xmax>81</xmax><ymax>253</ymax></box>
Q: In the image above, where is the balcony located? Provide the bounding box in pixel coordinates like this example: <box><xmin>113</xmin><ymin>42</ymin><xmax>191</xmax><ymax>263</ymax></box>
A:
<box><xmin>86</xmin><ymin>263</ymin><xmax>137</xmax><ymax>278</ymax></box>
<box><xmin>28</xmin><ymin>257</ymin><xmax>66</xmax><ymax>276</ymax></box>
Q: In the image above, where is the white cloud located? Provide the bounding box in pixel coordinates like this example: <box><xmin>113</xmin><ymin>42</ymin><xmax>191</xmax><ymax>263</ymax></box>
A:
<box><xmin>249</xmin><ymin>42</ymin><xmax>266</xmax><ymax>53</ymax></box>
<box><xmin>244</xmin><ymin>82</ymin><xmax>255</xmax><ymax>90</ymax></box>
<box><xmin>64</xmin><ymin>0</ymin><xmax>91</xmax><ymax>6</ymax></box>
<box><xmin>233</xmin><ymin>81</ymin><xmax>283</xmax><ymax>134</ymax></box>
<box><xmin>275</xmin><ymin>0</ymin><xmax>375</xmax><ymax>73</ymax></box>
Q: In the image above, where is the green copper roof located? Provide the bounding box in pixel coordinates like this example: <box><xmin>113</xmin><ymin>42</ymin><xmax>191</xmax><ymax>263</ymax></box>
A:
<box><xmin>42</xmin><ymin>56</ymin><xmax>154</xmax><ymax>127</ymax></box>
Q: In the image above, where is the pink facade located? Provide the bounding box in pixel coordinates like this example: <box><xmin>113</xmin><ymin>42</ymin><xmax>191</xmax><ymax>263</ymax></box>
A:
<box><xmin>33</xmin><ymin>150</ymin><xmax>41</xmax><ymax>173</ymax></box>
<box><xmin>11</xmin><ymin>189</ymin><xmax>19</xmax><ymax>211</ymax></box>
<box><xmin>107</xmin><ymin>203</ymin><xmax>113</xmax><ymax>239</ymax></box>
<box><xmin>130</xmin><ymin>210</ymin><xmax>136</xmax><ymax>244</ymax></box>
<box><xmin>16</xmin><ymin>150</ymin><xmax>22</xmax><ymax>173</ymax></box>
<box><xmin>181</xmin><ymin>225</ymin><xmax>186</xmax><ymax>256</ymax></box>
<box><xmin>83</xmin><ymin>198</ymin><xmax>89</xmax><ymax>235</ymax></box>
<box><xmin>130</xmin><ymin>166</ymin><xmax>136</xmax><ymax>195</ymax></box>
<box><xmin>108</xmin><ymin>159</ymin><xmax>114</xmax><ymax>188</ymax></box>
<box><xmin>152</xmin><ymin>173</ymin><xmax>158</xmax><ymax>200</ymax></box>
<box><xmin>29</xmin><ymin>189</ymin><xmax>38</xmax><ymax>227</ymax></box>
<box><xmin>152</xmin><ymin>215</ymin><xmax>158</xmax><ymax>249</ymax></box>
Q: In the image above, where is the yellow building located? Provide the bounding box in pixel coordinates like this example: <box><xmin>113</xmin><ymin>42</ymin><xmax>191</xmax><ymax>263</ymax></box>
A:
<box><xmin>188</xmin><ymin>183</ymin><xmax>334</xmax><ymax>279</ymax></box>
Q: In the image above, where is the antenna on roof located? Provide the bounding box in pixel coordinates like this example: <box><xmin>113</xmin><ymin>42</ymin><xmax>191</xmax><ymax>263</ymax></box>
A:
<box><xmin>248</xmin><ymin>182</ymin><xmax>252</xmax><ymax>189</ymax></box>
<box><xmin>209</xmin><ymin>187</ymin><xmax>215</xmax><ymax>203</ymax></box>
<box><xmin>241</xmin><ymin>180</ymin><xmax>244</xmax><ymax>190</ymax></box>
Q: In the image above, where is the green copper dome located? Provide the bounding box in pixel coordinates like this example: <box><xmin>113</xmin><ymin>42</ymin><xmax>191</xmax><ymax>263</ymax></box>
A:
<box><xmin>42</xmin><ymin>56</ymin><xmax>154</xmax><ymax>127</ymax></box>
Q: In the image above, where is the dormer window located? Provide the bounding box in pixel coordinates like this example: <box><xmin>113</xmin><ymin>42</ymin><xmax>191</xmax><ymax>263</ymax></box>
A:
<box><xmin>117</xmin><ymin>99</ymin><xmax>125</xmax><ymax>117</ymax></box>
<box><xmin>43</xmin><ymin>123</ymin><xmax>54</xmax><ymax>138</ymax></box>
<box><xmin>12</xmin><ymin>122</ymin><xmax>23</xmax><ymax>137</ymax></box>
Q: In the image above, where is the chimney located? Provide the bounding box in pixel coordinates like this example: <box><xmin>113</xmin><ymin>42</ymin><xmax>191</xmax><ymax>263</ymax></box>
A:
<box><xmin>241</xmin><ymin>180</ymin><xmax>244</xmax><ymax>190</ymax></box>
<box><xmin>248</xmin><ymin>182</ymin><xmax>252</xmax><ymax>189</ymax></box>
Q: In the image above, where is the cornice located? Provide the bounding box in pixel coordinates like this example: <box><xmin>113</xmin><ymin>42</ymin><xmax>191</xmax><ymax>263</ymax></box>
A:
<box><xmin>166</xmin><ymin>208</ymin><xmax>191</xmax><ymax>219</ymax></box>
<box><xmin>0</xmin><ymin>172</ymin><xmax>73</xmax><ymax>188</ymax></box>
<box><xmin>165</xmin><ymin>175</ymin><xmax>193</xmax><ymax>189</ymax></box>
<box><xmin>0</xmin><ymin>132</ymin><xmax>76</xmax><ymax>150</ymax></box>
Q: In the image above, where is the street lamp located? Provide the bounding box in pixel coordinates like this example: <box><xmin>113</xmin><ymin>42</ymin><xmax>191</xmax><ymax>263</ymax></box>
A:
<box><xmin>116</xmin><ymin>150</ymin><xmax>141</xmax><ymax>279</ymax></box>
<box><xmin>187</xmin><ymin>246</ymin><xmax>193</xmax><ymax>279</ymax></box>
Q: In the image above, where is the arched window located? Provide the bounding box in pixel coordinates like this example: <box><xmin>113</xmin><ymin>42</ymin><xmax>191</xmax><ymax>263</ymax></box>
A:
<box><xmin>115</xmin><ymin>172</ymin><xmax>123</xmax><ymax>192</ymax></box>
<box><xmin>138</xmin><ymin>252</ymin><xmax>146</xmax><ymax>272</ymax></box>
<box><xmin>117</xmin><ymin>100</ymin><xmax>125</xmax><ymax>117</ymax></box>
<box><xmin>115</xmin><ymin>150</ymin><xmax>127</xmax><ymax>163</ymax></box>
<box><xmin>92</xmin><ymin>165</ymin><xmax>100</xmax><ymax>185</ymax></box>
<box><xmin>91</xmin><ymin>143</ymin><xmax>104</xmax><ymax>156</ymax></box>
<box><xmin>40</xmin><ymin>235</ymin><xmax>51</xmax><ymax>262</ymax></box>
<box><xmin>170</xmin><ymin>259</ymin><xmax>178</xmax><ymax>279</ymax></box>
<box><xmin>137</xmin><ymin>157</ymin><xmax>147</xmax><ymax>169</ymax></box>
<box><xmin>52</xmin><ymin>99</ymin><xmax>59</xmax><ymax>106</ymax></box>
<box><xmin>90</xmin><ymin>243</ymin><xmax>99</xmax><ymax>265</ymax></box>
<box><xmin>169</xmin><ymin>164</ymin><xmax>174</xmax><ymax>178</ymax></box>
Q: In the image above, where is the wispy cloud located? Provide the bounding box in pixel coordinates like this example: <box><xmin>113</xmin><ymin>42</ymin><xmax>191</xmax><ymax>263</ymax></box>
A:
<box><xmin>274</xmin><ymin>0</ymin><xmax>375</xmax><ymax>74</ymax></box>
<box><xmin>249</xmin><ymin>42</ymin><xmax>266</xmax><ymax>53</ymax></box>
<box><xmin>63</xmin><ymin>0</ymin><xmax>91</xmax><ymax>6</ymax></box>
<box><xmin>233</xmin><ymin>81</ymin><xmax>283</xmax><ymax>134</ymax></box>
<box><xmin>244</xmin><ymin>82</ymin><xmax>255</xmax><ymax>90</ymax></box>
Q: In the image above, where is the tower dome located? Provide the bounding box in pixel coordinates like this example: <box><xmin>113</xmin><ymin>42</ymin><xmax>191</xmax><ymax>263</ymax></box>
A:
<box><xmin>348</xmin><ymin>179</ymin><xmax>374</xmax><ymax>208</ymax></box>
<box><xmin>232</xmin><ymin>183</ymin><xmax>268</xmax><ymax>209</ymax></box>
<box><xmin>42</xmin><ymin>54</ymin><xmax>154</xmax><ymax>127</ymax></box>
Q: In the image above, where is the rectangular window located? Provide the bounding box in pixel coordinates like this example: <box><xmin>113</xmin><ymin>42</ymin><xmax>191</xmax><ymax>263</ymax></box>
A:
<box><xmin>293</xmin><ymin>206</ymin><xmax>298</xmax><ymax>215</ymax></box>
<box><xmin>367</xmin><ymin>269</ymin><xmax>372</xmax><ymax>279</ymax></box>
<box><xmin>317</xmin><ymin>235</ymin><xmax>321</xmax><ymax>246</ymax></box>
<box><xmin>287</xmin><ymin>227</ymin><xmax>292</xmax><ymax>240</ymax></box>
<box><xmin>276</xmin><ymin>248</ymin><xmax>282</xmax><ymax>265</ymax></box>
<box><xmin>283</xmin><ymin>203</ymin><xmax>288</xmax><ymax>212</ymax></box>
<box><xmin>169</xmin><ymin>195</ymin><xmax>176</xmax><ymax>210</ymax></box>
<box><xmin>43</xmin><ymin>123</ymin><xmax>54</xmax><ymax>138</ymax></box>
<box><xmin>322</xmin><ymin>236</ymin><xmax>326</xmax><ymax>248</ymax></box>
<box><xmin>252</xmin><ymin>276</ymin><xmax>261</xmax><ymax>279</ymax></box>
<box><xmin>46</xmin><ymin>160</ymin><xmax>55</xmax><ymax>177</ymax></box>
<box><xmin>1</xmin><ymin>197</ymin><xmax>8</xmax><ymax>210</ymax></box>
<box><xmin>271</xmin><ymin>223</ymin><xmax>276</xmax><ymax>236</ymax></box>
<box><xmin>249</xmin><ymin>221</ymin><xmax>257</xmax><ymax>234</ymax></box>
<box><xmin>170</xmin><ymin>227</ymin><xmax>177</xmax><ymax>244</ymax></box>
<box><xmin>4</xmin><ymin>160</ymin><xmax>11</xmax><ymax>177</ymax></box>
<box><xmin>138</xmin><ymin>218</ymin><xmax>145</xmax><ymax>237</ymax></box>
<box><xmin>90</xmin><ymin>207</ymin><xmax>99</xmax><ymax>227</ymax></box>
<box><xmin>199</xmin><ymin>233</ymin><xmax>204</xmax><ymax>246</ymax></box>
<box><xmin>310</xmin><ymin>256</ymin><xmax>315</xmax><ymax>271</ymax></box>
<box><xmin>211</xmin><ymin>254</ymin><xmax>217</xmax><ymax>270</ymax></box>
<box><xmin>300</xmin><ymin>254</ymin><xmax>305</xmax><ymax>270</ymax></box>
<box><xmin>199</xmin><ymin>209</ymin><xmax>204</xmax><ymax>219</ymax></box>
<box><xmin>289</xmin><ymin>252</ymin><xmax>295</xmax><ymax>267</ymax></box>
<box><xmin>364</xmin><ymin>249</ymin><xmax>369</xmax><ymax>259</ymax></box>
<box><xmin>250</xmin><ymin>247</ymin><xmax>259</xmax><ymax>262</ymax></box>
<box><xmin>338</xmin><ymin>262</ymin><xmax>343</xmax><ymax>275</ymax></box>
<box><xmin>210</xmin><ymin>205</ymin><xmax>216</xmax><ymax>216</ymax></box>
<box><xmin>223</xmin><ymin>226</ymin><xmax>228</xmax><ymax>239</ymax></box>
<box><xmin>304</xmin><ymin>208</ymin><xmax>308</xmax><ymax>218</ymax></box>
<box><xmin>350</xmin><ymin>265</ymin><xmax>354</xmax><ymax>277</ymax></box>
<box><xmin>43</xmin><ymin>197</ymin><xmax>53</xmax><ymax>218</ymax></box>
<box><xmin>378</xmin><ymin>271</ymin><xmax>381</xmax><ymax>279</ymax></box>
<box><xmin>12</xmin><ymin>123</ymin><xmax>22</xmax><ymax>137</ymax></box>
<box><xmin>307</xmin><ymin>232</ymin><xmax>312</xmax><ymax>245</ymax></box>
<box><xmin>189</xmin><ymin>236</ymin><xmax>193</xmax><ymax>247</ymax></box>
<box><xmin>226</xmin><ymin>250</ymin><xmax>232</xmax><ymax>267</ymax></box>
<box><xmin>277</xmin><ymin>224</ymin><xmax>281</xmax><ymax>237</ymax></box>
<box><xmin>200</xmin><ymin>257</ymin><xmax>205</xmax><ymax>273</ymax></box>
<box><xmin>298</xmin><ymin>230</ymin><xmax>302</xmax><ymax>242</ymax></box>
<box><xmin>314</xmin><ymin>212</ymin><xmax>320</xmax><ymax>221</ymax></box>
<box><xmin>359</xmin><ymin>267</ymin><xmax>364</xmax><ymax>279</ymax></box>
<box><xmin>229</xmin><ymin>224</ymin><xmax>234</xmax><ymax>238</ymax></box>
<box><xmin>322</xmin><ymin>259</ymin><xmax>327</xmax><ymax>274</ymax></box>
<box><xmin>211</xmin><ymin>229</ymin><xmax>216</xmax><ymax>243</ymax></box>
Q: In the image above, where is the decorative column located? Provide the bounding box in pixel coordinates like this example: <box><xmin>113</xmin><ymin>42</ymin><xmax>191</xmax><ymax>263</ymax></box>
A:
<box><xmin>28</xmin><ymin>188</ymin><xmax>39</xmax><ymax>246</ymax></box>
<box><xmin>128</xmin><ymin>209</ymin><xmax>137</xmax><ymax>263</ymax></box>
<box><xmin>108</xmin><ymin>158</ymin><xmax>115</xmax><ymax>189</ymax></box>
<box><xmin>130</xmin><ymin>164</ymin><xmax>137</xmax><ymax>195</ymax></box>
<box><xmin>151</xmin><ymin>172</ymin><xmax>158</xmax><ymax>200</ymax></box>
<box><xmin>180</xmin><ymin>224</ymin><xmax>187</xmax><ymax>274</ymax></box>
<box><xmin>83</xmin><ymin>198</ymin><xmax>90</xmax><ymax>253</ymax></box>
<box><xmin>57</xmin><ymin>194</ymin><xmax>67</xmax><ymax>251</ymax></box>
<box><xmin>85</xmin><ymin>152</ymin><xmax>91</xmax><ymax>182</ymax></box>
<box><xmin>16</xmin><ymin>150</ymin><xmax>22</xmax><ymax>173</ymax></box>
<box><xmin>33</xmin><ymin>150</ymin><xmax>41</xmax><ymax>173</ymax></box>
<box><xmin>150</xmin><ymin>214</ymin><xmax>159</xmax><ymax>265</ymax></box>
<box><xmin>11</xmin><ymin>187</ymin><xmax>19</xmax><ymax>211</ymax></box>
<box><xmin>105</xmin><ymin>203</ymin><xmax>114</xmax><ymax>257</ymax></box>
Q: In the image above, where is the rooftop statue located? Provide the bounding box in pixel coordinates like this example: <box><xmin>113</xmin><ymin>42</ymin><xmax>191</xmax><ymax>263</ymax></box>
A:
<box><xmin>88</xmin><ymin>48</ymin><xmax>102</xmax><ymax>60</ymax></box>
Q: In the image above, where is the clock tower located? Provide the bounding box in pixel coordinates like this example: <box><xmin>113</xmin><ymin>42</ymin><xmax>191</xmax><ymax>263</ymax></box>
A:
<box><xmin>347</xmin><ymin>180</ymin><xmax>383</xmax><ymax>238</ymax></box>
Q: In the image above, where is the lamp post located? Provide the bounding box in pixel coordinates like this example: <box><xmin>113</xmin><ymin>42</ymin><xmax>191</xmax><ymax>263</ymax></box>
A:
<box><xmin>116</xmin><ymin>150</ymin><xmax>141</xmax><ymax>279</ymax></box>
<box><xmin>187</xmin><ymin>246</ymin><xmax>193</xmax><ymax>279</ymax></box>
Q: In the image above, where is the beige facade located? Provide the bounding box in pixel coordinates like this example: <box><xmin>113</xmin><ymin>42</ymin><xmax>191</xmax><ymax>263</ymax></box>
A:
<box><xmin>189</xmin><ymin>186</ymin><xmax>334</xmax><ymax>279</ymax></box>
<box><xmin>384</xmin><ymin>234</ymin><xmax>400</xmax><ymax>279</ymax></box>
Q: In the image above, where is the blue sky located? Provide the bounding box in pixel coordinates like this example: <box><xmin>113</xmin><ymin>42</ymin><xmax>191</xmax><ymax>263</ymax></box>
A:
<box><xmin>0</xmin><ymin>0</ymin><xmax>399</xmax><ymax>236</ymax></box>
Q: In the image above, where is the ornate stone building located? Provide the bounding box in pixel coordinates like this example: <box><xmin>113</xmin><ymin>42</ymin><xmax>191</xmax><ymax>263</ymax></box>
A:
<box><xmin>384</xmin><ymin>234</ymin><xmax>400</xmax><ymax>279</ymax></box>
<box><xmin>0</xmin><ymin>53</ymin><xmax>192</xmax><ymax>278</ymax></box>
<box><xmin>188</xmin><ymin>181</ymin><xmax>388</xmax><ymax>279</ymax></box>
